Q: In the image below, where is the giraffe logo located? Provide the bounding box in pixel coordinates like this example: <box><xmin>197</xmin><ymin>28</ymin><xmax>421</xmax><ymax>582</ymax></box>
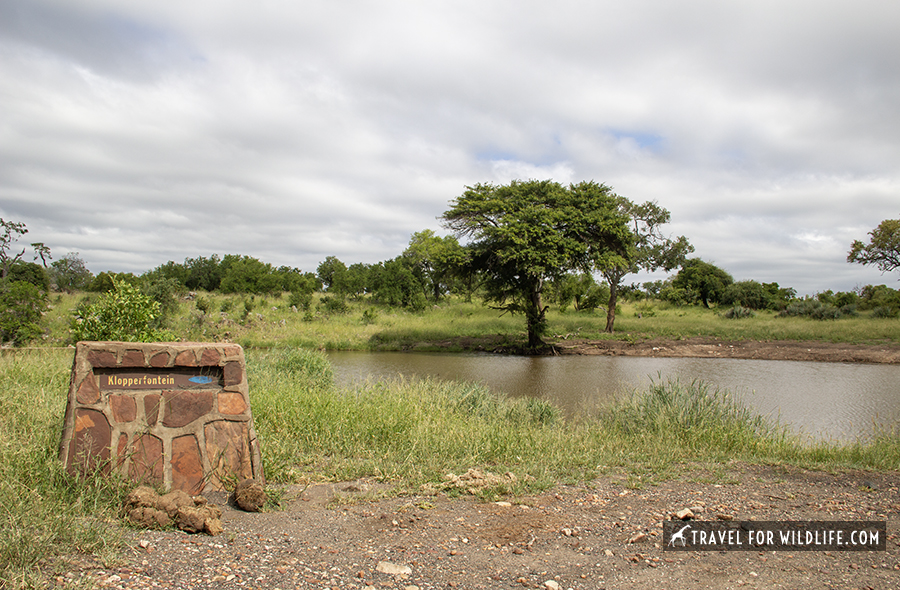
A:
<box><xmin>668</xmin><ymin>524</ymin><xmax>691</xmax><ymax>547</ymax></box>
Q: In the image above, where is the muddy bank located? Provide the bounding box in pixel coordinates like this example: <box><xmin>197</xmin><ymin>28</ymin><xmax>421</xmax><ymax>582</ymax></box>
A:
<box><xmin>552</xmin><ymin>337</ymin><xmax>900</xmax><ymax>364</ymax></box>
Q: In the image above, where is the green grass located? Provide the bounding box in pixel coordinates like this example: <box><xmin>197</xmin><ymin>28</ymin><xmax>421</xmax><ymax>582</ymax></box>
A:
<box><xmin>0</xmin><ymin>349</ymin><xmax>129</xmax><ymax>590</ymax></box>
<box><xmin>5</xmin><ymin>294</ymin><xmax>900</xmax><ymax>587</ymax></box>
<box><xmin>247</xmin><ymin>349</ymin><xmax>900</xmax><ymax>495</ymax></box>
<box><xmin>39</xmin><ymin>292</ymin><xmax>900</xmax><ymax>351</ymax></box>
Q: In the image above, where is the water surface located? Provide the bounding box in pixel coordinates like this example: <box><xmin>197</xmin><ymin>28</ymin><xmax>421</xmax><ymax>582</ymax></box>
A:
<box><xmin>328</xmin><ymin>351</ymin><xmax>900</xmax><ymax>442</ymax></box>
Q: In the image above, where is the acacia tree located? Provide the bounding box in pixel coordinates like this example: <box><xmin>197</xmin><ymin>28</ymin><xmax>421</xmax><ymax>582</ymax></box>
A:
<box><xmin>441</xmin><ymin>179</ymin><xmax>631</xmax><ymax>349</ymax></box>
<box><xmin>672</xmin><ymin>258</ymin><xmax>734</xmax><ymax>308</ymax></box>
<box><xmin>848</xmin><ymin>218</ymin><xmax>900</xmax><ymax>277</ymax></box>
<box><xmin>1</xmin><ymin>218</ymin><xmax>50</xmax><ymax>279</ymax></box>
<box><xmin>597</xmin><ymin>198</ymin><xmax>693</xmax><ymax>332</ymax></box>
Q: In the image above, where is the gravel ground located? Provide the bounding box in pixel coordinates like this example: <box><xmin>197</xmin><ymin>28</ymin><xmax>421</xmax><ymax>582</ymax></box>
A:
<box><xmin>49</xmin><ymin>463</ymin><xmax>899</xmax><ymax>590</ymax></box>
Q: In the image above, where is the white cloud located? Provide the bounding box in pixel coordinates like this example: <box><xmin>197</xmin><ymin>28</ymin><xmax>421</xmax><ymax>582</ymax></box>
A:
<box><xmin>0</xmin><ymin>0</ymin><xmax>898</xmax><ymax>295</ymax></box>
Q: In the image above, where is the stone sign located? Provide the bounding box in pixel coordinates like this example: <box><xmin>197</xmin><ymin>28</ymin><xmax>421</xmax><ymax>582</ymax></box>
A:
<box><xmin>59</xmin><ymin>341</ymin><xmax>264</xmax><ymax>494</ymax></box>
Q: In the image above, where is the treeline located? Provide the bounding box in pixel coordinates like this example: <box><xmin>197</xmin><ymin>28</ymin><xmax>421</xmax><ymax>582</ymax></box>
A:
<box><xmin>642</xmin><ymin>258</ymin><xmax>900</xmax><ymax>319</ymax></box>
<box><xmin>2</xmin><ymin>202</ymin><xmax>899</xmax><ymax>346</ymax></box>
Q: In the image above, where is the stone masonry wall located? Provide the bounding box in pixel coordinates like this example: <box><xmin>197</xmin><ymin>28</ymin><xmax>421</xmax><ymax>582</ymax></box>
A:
<box><xmin>59</xmin><ymin>342</ymin><xmax>264</xmax><ymax>494</ymax></box>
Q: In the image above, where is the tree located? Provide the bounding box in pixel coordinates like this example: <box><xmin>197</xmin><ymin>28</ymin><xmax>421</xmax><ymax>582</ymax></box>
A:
<box><xmin>316</xmin><ymin>256</ymin><xmax>348</xmax><ymax>295</ymax></box>
<box><xmin>51</xmin><ymin>252</ymin><xmax>93</xmax><ymax>292</ymax></box>
<box><xmin>672</xmin><ymin>259</ymin><xmax>734</xmax><ymax>308</ymax></box>
<box><xmin>403</xmin><ymin>230</ymin><xmax>466</xmax><ymax>301</ymax></box>
<box><xmin>848</xmin><ymin>218</ymin><xmax>900</xmax><ymax>277</ymax></box>
<box><xmin>344</xmin><ymin>263</ymin><xmax>371</xmax><ymax>299</ymax></box>
<box><xmin>596</xmin><ymin>198</ymin><xmax>693</xmax><ymax>332</ymax></box>
<box><xmin>369</xmin><ymin>257</ymin><xmax>427</xmax><ymax>310</ymax></box>
<box><xmin>1</xmin><ymin>218</ymin><xmax>50</xmax><ymax>279</ymax></box>
<box><xmin>219</xmin><ymin>255</ymin><xmax>281</xmax><ymax>294</ymax></box>
<box><xmin>721</xmin><ymin>280</ymin><xmax>774</xmax><ymax>310</ymax></box>
<box><xmin>441</xmin><ymin>179</ymin><xmax>631</xmax><ymax>349</ymax></box>
<box><xmin>7</xmin><ymin>262</ymin><xmax>50</xmax><ymax>291</ymax></box>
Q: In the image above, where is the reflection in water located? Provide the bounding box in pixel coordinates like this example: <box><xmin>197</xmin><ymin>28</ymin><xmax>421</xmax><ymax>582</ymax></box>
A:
<box><xmin>327</xmin><ymin>351</ymin><xmax>900</xmax><ymax>442</ymax></box>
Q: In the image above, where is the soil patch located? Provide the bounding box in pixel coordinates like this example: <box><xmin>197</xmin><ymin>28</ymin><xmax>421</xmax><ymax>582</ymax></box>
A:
<box><xmin>408</xmin><ymin>335</ymin><xmax>900</xmax><ymax>363</ymax></box>
<box><xmin>53</xmin><ymin>464</ymin><xmax>899</xmax><ymax>589</ymax></box>
<box><xmin>554</xmin><ymin>337</ymin><xmax>900</xmax><ymax>364</ymax></box>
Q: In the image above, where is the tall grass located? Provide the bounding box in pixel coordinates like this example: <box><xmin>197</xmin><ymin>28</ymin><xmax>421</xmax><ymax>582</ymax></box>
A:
<box><xmin>249</xmin><ymin>349</ymin><xmax>900</xmax><ymax>493</ymax></box>
<box><xmin>0</xmin><ymin>350</ymin><xmax>128</xmax><ymax>590</ymax></box>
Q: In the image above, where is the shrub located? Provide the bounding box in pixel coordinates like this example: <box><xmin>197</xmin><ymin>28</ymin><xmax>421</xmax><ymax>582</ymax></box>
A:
<box><xmin>872</xmin><ymin>306</ymin><xmax>899</xmax><ymax>319</ymax></box>
<box><xmin>721</xmin><ymin>280</ymin><xmax>772</xmax><ymax>310</ymax></box>
<box><xmin>319</xmin><ymin>296</ymin><xmax>349</xmax><ymax>315</ymax></box>
<box><xmin>779</xmin><ymin>299</ymin><xmax>842</xmax><ymax>320</ymax></box>
<box><xmin>722</xmin><ymin>305</ymin><xmax>754</xmax><ymax>319</ymax></box>
<box><xmin>809</xmin><ymin>304</ymin><xmax>842</xmax><ymax>320</ymax></box>
<box><xmin>0</xmin><ymin>281</ymin><xmax>48</xmax><ymax>345</ymax></box>
<box><xmin>195</xmin><ymin>295</ymin><xmax>211</xmax><ymax>314</ymax></box>
<box><xmin>72</xmin><ymin>279</ymin><xmax>174</xmax><ymax>342</ymax></box>
<box><xmin>361</xmin><ymin>308</ymin><xmax>378</xmax><ymax>325</ymax></box>
<box><xmin>289</xmin><ymin>288</ymin><xmax>313</xmax><ymax>311</ymax></box>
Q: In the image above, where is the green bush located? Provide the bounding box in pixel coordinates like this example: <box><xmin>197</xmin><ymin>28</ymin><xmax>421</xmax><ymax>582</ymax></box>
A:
<box><xmin>0</xmin><ymin>281</ymin><xmax>48</xmax><ymax>345</ymax></box>
<box><xmin>72</xmin><ymin>279</ymin><xmax>174</xmax><ymax>342</ymax></box>
<box><xmin>289</xmin><ymin>288</ymin><xmax>313</xmax><ymax>311</ymax></box>
<box><xmin>872</xmin><ymin>306</ymin><xmax>899</xmax><ymax>319</ymax></box>
<box><xmin>780</xmin><ymin>299</ymin><xmax>843</xmax><ymax>320</ymax></box>
<box><xmin>319</xmin><ymin>295</ymin><xmax>350</xmax><ymax>315</ymax></box>
<box><xmin>722</xmin><ymin>305</ymin><xmax>754</xmax><ymax>319</ymax></box>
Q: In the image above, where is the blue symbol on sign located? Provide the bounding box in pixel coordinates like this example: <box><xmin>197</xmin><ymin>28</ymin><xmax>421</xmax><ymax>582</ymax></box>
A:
<box><xmin>189</xmin><ymin>376</ymin><xmax>214</xmax><ymax>384</ymax></box>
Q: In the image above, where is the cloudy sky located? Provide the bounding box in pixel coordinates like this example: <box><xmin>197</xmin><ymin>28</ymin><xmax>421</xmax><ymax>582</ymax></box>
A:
<box><xmin>1</xmin><ymin>0</ymin><xmax>898</xmax><ymax>295</ymax></box>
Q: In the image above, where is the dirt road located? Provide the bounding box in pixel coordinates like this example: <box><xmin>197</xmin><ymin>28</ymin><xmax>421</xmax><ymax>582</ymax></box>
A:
<box><xmin>57</xmin><ymin>464</ymin><xmax>899</xmax><ymax>590</ymax></box>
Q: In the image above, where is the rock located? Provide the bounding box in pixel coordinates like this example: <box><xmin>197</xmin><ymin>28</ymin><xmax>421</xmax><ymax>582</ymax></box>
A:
<box><xmin>375</xmin><ymin>561</ymin><xmax>412</xmax><ymax>576</ymax></box>
<box><xmin>674</xmin><ymin>508</ymin><xmax>694</xmax><ymax>520</ymax></box>
<box><xmin>544</xmin><ymin>581</ymin><xmax>561</xmax><ymax>590</ymax></box>
<box><xmin>628</xmin><ymin>532</ymin><xmax>647</xmax><ymax>544</ymax></box>
<box><xmin>233</xmin><ymin>478</ymin><xmax>268</xmax><ymax>512</ymax></box>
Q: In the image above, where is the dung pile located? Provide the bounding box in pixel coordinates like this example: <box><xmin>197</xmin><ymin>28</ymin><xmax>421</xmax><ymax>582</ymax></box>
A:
<box><xmin>124</xmin><ymin>486</ymin><xmax>223</xmax><ymax>535</ymax></box>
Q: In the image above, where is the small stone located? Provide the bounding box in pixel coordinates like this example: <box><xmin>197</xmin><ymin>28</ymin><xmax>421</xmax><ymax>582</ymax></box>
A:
<box><xmin>375</xmin><ymin>561</ymin><xmax>412</xmax><ymax>576</ymax></box>
<box><xmin>604</xmin><ymin>549</ymin><xmax>614</xmax><ymax>557</ymax></box>
<box><xmin>513</xmin><ymin>547</ymin><xmax>525</xmax><ymax>555</ymax></box>
<box><xmin>628</xmin><ymin>533</ymin><xmax>647</xmax><ymax>544</ymax></box>
<box><xmin>544</xmin><ymin>581</ymin><xmax>561</xmax><ymax>590</ymax></box>
<box><xmin>716</xmin><ymin>513</ymin><xmax>734</xmax><ymax>521</ymax></box>
<box><xmin>674</xmin><ymin>508</ymin><xmax>694</xmax><ymax>520</ymax></box>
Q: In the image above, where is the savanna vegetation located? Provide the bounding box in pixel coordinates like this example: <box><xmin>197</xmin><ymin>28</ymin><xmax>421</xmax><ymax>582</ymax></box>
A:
<box><xmin>0</xmin><ymin>202</ymin><xmax>898</xmax><ymax>588</ymax></box>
